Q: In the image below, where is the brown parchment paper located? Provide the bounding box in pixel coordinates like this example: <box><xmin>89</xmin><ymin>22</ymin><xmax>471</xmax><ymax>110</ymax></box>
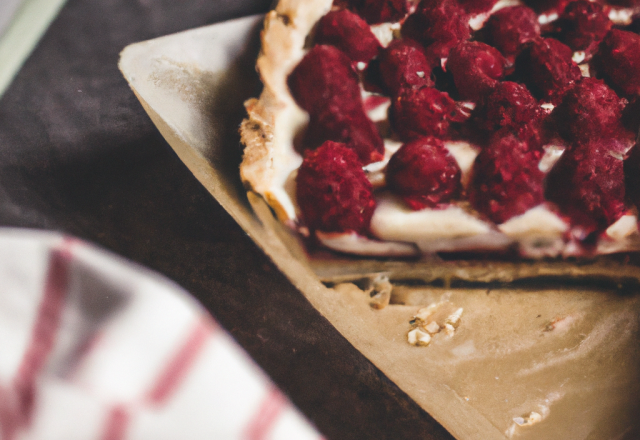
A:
<box><xmin>119</xmin><ymin>15</ymin><xmax>640</xmax><ymax>440</ymax></box>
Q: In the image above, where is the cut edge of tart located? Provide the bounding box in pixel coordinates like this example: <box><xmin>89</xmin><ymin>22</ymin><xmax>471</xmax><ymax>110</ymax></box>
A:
<box><xmin>240</xmin><ymin>0</ymin><xmax>640</xmax><ymax>268</ymax></box>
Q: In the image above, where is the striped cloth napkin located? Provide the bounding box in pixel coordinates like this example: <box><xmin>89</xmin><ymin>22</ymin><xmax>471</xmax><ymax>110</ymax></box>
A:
<box><xmin>0</xmin><ymin>229</ymin><xmax>324</xmax><ymax>440</ymax></box>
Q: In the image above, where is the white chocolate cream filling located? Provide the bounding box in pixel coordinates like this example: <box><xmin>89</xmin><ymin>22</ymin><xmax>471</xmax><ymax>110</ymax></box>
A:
<box><xmin>371</xmin><ymin>193</ymin><xmax>495</xmax><ymax>242</ymax></box>
<box><xmin>370</xmin><ymin>193</ymin><xmax>515</xmax><ymax>253</ymax></box>
<box><xmin>316</xmin><ymin>230</ymin><xmax>418</xmax><ymax>256</ymax></box>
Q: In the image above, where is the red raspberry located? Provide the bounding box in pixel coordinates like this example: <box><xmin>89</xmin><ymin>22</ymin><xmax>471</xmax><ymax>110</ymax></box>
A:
<box><xmin>457</xmin><ymin>0</ymin><xmax>499</xmax><ymax>15</ymax></box>
<box><xmin>386</xmin><ymin>137</ymin><xmax>462</xmax><ymax>210</ymax></box>
<box><xmin>557</xmin><ymin>1</ymin><xmax>611</xmax><ymax>55</ymax></box>
<box><xmin>592</xmin><ymin>29</ymin><xmax>640</xmax><ymax>98</ymax></box>
<box><xmin>288</xmin><ymin>45</ymin><xmax>361</xmax><ymax>114</ymax></box>
<box><xmin>314</xmin><ymin>10</ymin><xmax>381</xmax><ymax>65</ymax></box>
<box><xmin>552</xmin><ymin>77</ymin><xmax>627</xmax><ymax>145</ymax></box>
<box><xmin>402</xmin><ymin>0</ymin><xmax>471</xmax><ymax>59</ymax></box>
<box><xmin>469</xmin><ymin>131</ymin><xmax>545</xmax><ymax>224</ymax></box>
<box><xmin>378</xmin><ymin>39</ymin><xmax>436</xmax><ymax>96</ymax></box>
<box><xmin>471</xmin><ymin>81</ymin><xmax>543</xmax><ymax>142</ymax></box>
<box><xmin>295</xmin><ymin>141</ymin><xmax>376</xmax><ymax>234</ymax></box>
<box><xmin>288</xmin><ymin>45</ymin><xmax>384</xmax><ymax>164</ymax></box>
<box><xmin>390</xmin><ymin>86</ymin><xmax>456</xmax><ymax>141</ymax></box>
<box><xmin>338</xmin><ymin>0</ymin><xmax>408</xmax><ymax>24</ymax></box>
<box><xmin>515</xmin><ymin>38</ymin><xmax>582</xmax><ymax>103</ymax></box>
<box><xmin>546</xmin><ymin>139</ymin><xmax>626</xmax><ymax>234</ymax></box>
<box><xmin>447</xmin><ymin>41</ymin><xmax>506</xmax><ymax>101</ymax></box>
<box><xmin>305</xmin><ymin>109</ymin><xmax>385</xmax><ymax>164</ymax></box>
<box><xmin>522</xmin><ymin>0</ymin><xmax>569</xmax><ymax>14</ymax></box>
<box><xmin>484</xmin><ymin>6</ymin><xmax>540</xmax><ymax>61</ymax></box>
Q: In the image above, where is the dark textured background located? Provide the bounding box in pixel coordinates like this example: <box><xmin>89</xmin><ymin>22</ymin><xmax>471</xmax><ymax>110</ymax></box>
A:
<box><xmin>0</xmin><ymin>1</ymin><xmax>453</xmax><ymax>438</ymax></box>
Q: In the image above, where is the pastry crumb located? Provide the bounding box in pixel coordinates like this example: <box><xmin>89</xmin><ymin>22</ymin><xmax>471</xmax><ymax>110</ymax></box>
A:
<box><xmin>408</xmin><ymin>327</ymin><xmax>432</xmax><ymax>346</ymax></box>
<box><xmin>425</xmin><ymin>321</ymin><xmax>441</xmax><ymax>334</ymax></box>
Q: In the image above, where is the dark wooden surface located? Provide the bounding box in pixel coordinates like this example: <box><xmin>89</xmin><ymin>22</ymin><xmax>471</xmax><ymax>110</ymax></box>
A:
<box><xmin>0</xmin><ymin>1</ymin><xmax>454</xmax><ymax>439</ymax></box>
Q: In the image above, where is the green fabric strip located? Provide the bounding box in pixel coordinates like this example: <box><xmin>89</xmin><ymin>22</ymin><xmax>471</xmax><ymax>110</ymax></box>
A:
<box><xmin>0</xmin><ymin>0</ymin><xmax>67</xmax><ymax>98</ymax></box>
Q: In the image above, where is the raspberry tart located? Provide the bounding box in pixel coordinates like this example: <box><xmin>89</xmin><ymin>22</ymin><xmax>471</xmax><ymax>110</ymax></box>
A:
<box><xmin>240</xmin><ymin>0</ymin><xmax>640</xmax><ymax>265</ymax></box>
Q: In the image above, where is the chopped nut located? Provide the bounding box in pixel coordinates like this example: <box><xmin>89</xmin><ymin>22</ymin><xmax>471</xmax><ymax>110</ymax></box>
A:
<box><xmin>528</xmin><ymin>412</ymin><xmax>542</xmax><ymax>424</ymax></box>
<box><xmin>414</xmin><ymin>304</ymin><xmax>438</xmax><ymax>323</ymax></box>
<box><xmin>408</xmin><ymin>328</ymin><xmax>432</xmax><ymax>346</ymax></box>
<box><xmin>444</xmin><ymin>323</ymin><xmax>456</xmax><ymax>336</ymax></box>
<box><xmin>445</xmin><ymin>307</ymin><xmax>463</xmax><ymax>328</ymax></box>
<box><xmin>411</xmin><ymin>302</ymin><xmax>462</xmax><ymax>342</ymax></box>
<box><xmin>513</xmin><ymin>411</ymin><xmax>543</xmax><ymax>427</ymax></box>
<box><xmin>425</xmin><ymin>321</ymin><xmax>441</xmax><ymax>334</ymax></box>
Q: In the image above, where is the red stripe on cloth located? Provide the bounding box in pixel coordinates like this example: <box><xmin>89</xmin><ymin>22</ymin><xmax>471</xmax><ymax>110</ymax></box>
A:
<box><xmin>144</xmin><ymin>315</ymin><xmax>216</xmax><ymax>405</ymax></box>
<box><xmin>0</xmin><ymin>239</ymin><xmax>75</xmax><ymax>440</ymax></box>
<box><xmin>243</xmin><ymin>387</ymin><xmax>287</xmax><ymax>440</ymax></box>
<box><xmin>101</xmin><ymin>405</ymin><xmax>130</xmax><ymax>440</ymax></box>
<box><xmin>12</xmin><ymin>240</ymin><xmax>73</xmax><ymax>428</ymax></box>
<box><xmin>0</xmin><ymin>386</ymin><xmax>20</xmax><ymax>440</ymax></box>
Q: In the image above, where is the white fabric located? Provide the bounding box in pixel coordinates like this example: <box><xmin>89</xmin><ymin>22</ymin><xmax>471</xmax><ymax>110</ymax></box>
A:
<box><xmin>0</xmin><ymin>229</ymin><xmax>323</xmax><ymax>440</ymax></box>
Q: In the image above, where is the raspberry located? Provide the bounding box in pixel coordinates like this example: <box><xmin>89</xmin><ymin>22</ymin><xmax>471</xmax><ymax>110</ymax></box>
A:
<box><xmin>402</xmin><ymin>0</ymin><xmax>471</xmax><ymax>59</ymax></box>
<box><xmin>471</xmin><ymin>81</ymin><xmax>543</xmax><ymax>142</ymax></box>
<box><xmin>288</xmin><ymin>45</ymin><xmax>361</xmax><ymax>113</ymax></box>
<box><xmin>390</xmin><ymin>86</ymin><xmax>456</xmax><ymax>141</ymax></box>
<box><xmin>592</xmin><ymin>29</ymin><xmax>640</xmax><ymax>98</ymax></box>
<box><xmin>469</xmin><ymin>131</ymin><xmax>545</xmax><ymax>224</ymax></box>
<box><xmin>447</xmin><ymin>41</ymin><xmax>506</xmax><ymax>101</ymax></box>
<box><xmin>552</xmin><ymin>77</ymin><xmax>627</xmax><ymax>145</ymax></box>
<box><xmin>484</xmin><ymin>6</ymin><xmax>540</xmax><ymax>60</ymax></box>
<box><xmin>343</xmin><ymin>0</ymin><xmax>408</xmax><ymax>24</ymax></box>
<box><xmin>295</xmin><ymin>141</ymin><xmax>376</xmax><ymax>234</ymax></box>
<box><xmin>557</xmin><ymin>1</ymin><xmax>611</xmax><ymax>55</ymax></box>
<box><xmin>457</xmin><ymin>0</ymin><xmax>499</xmax><ymax>15</ymax></box>
<box><xmin>521</xmin><ymin>0</ymin><xmax>569</xmax><ymax>14</ymax></box>
<box><xmin>288</xmin><ymin>45</ymin><xmax>384</xmax><ymax>164</ymax></box>
<box><xmin>378</xmin><ymin>39</ymin><xmax>435</xmax><ymax>96</ymax></box>
<box><xmin>546</xmin><ymin>139</ymin><xmax>626</xmax><ymax>234</ymax></box>
<box><xmin>515</xmin><ymin>38</ymin><xmax>582</xmax><ymax>103</ymax></box>
<box><xmin>386</xmin><ymin>137</ymin><xmax>462</xmax><ymax>210</ymax></box>
<box><xmin>305</xmin><ymin>109</ymin><xmax>385</xmax><ymax>164</ymax></box>
<box><xmin>314</xmin><ymin>10</ymin><xmax>381</xmax><ymax>65</ymax></box>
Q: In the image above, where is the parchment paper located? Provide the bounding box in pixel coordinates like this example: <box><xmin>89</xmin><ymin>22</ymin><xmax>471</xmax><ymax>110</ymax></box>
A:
<box><xmin>119</xmin><ymin>15</ymin><xmax>640</xmax><ymax>440</ymax></box>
